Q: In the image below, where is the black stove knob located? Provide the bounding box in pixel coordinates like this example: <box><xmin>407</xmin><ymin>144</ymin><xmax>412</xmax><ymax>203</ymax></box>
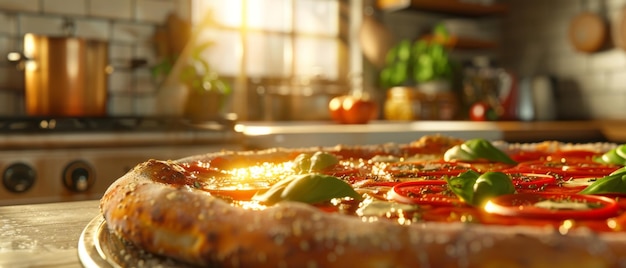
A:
<box><xmin>3</xmin><ymin>163</ymin><xmax>36</xmax><ymax>193</ymax></box>
<box><xmin>63</xmin><ymin>160</ymin><xmax>95</xmax><ymax>192</ymax></box>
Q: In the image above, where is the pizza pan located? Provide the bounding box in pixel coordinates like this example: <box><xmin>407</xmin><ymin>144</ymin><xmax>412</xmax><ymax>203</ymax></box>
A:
<box><xmin>78</xmin><ymin>214</ymin><xmax>189</xmax><ymax>267</ymax></box>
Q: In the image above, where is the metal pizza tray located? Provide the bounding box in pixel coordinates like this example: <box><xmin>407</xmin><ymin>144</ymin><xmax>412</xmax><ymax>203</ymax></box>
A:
<box><xmin>78</xmin><ymin>215</ymin><xmax>191</xmax><ymax>267</ymax></box>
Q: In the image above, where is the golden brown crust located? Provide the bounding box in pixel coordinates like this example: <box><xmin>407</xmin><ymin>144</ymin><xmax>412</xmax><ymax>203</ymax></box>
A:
<box><xmin>101</xmin><ymin>153</ymin><xmax>626</xmax><ymax>267</ymax></box>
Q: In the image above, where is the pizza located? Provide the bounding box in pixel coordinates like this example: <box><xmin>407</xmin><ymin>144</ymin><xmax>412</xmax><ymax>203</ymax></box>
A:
<box><xmin>100</xmin><ymin>135</ymin><xmax>626</xmax><ymax>267</ymax></box>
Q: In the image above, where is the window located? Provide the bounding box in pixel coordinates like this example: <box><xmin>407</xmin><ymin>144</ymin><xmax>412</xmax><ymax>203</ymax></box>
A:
<box><xmin>191</xmin><ymin>0</ymin><xmax>349</xmax><ymax>120</ymax></box>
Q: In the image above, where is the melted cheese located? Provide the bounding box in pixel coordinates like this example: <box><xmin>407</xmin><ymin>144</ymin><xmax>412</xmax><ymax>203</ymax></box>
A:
<box><xmin>534</xmin><ymin>200</ymin><xmax>590</xmax><ymax>210</ymax></box>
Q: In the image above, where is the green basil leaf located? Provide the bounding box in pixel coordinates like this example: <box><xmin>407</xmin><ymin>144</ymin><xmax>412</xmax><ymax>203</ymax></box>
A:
<box><xmin>610</xmin><ymin>166</ymin><xmax>626</xmax><ymax>176</ymax></box>
<box><xmin>293</xmin><ymin>153</ymin><xmax>312</xmax><ymax>174</ymax></box>
<box><xmin>579</xmin><ymin>173</ymin><xmax>626</xmax><ymax>195</ymax></box>
<box><xmin>462</xmin><ymin>139</ymin><xmax>517</xmax><ymax>164</ymax></box>
<box><xmin>597</xmin><ymin>148</ymin><xmax>626</xmax><ymax>165</ymax></box>
<box><xmin>472</xmin><ymin>172</ymin><xmax>515</xmax><ymax>206</ymax></box>
<box><xmin>281</xmin><ymin>174</ymin><xmax>362</xmax><ymax>204</ymax></box>
<box><xmin>446</xmin><ymin>170</ymin><xmax>481</xmax><ymax>204</ymax></box>
<box><xmin>309</xmin><ymin>152</ymin><xmax>339</xmax><ymax>172</ymax></box>
<box><xmin>447</xmin><ymin>171</ymin><xmax>514</xmax><ymax>207</ymax></box>
<box><xmin>443</xmin><ymin>144</ymin><xmax>477</xmax><ymax>162</ymax></box>
<box><xmin>253</xmin><ymin>174</ymin><xmax>362</xmax><ymax>205</ymax></box>
<box><xmin>251</xmin><ymin>176</ymin><xmax>298</xmax><ymax>204</ymax></box>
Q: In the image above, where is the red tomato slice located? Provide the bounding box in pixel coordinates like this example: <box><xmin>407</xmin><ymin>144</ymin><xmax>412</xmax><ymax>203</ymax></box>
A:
<box><xmin>509</xmin><ymin>150</ymin><xmax>549</xmax><ymax>162</ymax></box>
<box><xmin>484</xmin><ymin>193</ymin><xmax>619</xmax><ymax>220</ymax></box>
<box><xmin>389</xmin><ymin>180</ymin><xmax>462</xmax><ymax>206</ymax></box>
<box><xmin>386</xmin><ymin>161</ymin><xmax>474</xmax><ymax>178</ymax></box>
<box><xmin>465</xmin><ymin>161</ymin><xmax>517</xmax><ymax>172</ymax></box>
<box><xmin>506</xmin><ymin>160</ymin><xmax>619</xmax><ymax>178</ymax></box>
<box><xmin>548</xmin><ymin>150</ymin><xmax>599</xmax><ymax>162</ymax></box>
<box><xmin>507</xmin><ymin>173</ymin><xmax>557</xmax><ymax>191</ymax></box>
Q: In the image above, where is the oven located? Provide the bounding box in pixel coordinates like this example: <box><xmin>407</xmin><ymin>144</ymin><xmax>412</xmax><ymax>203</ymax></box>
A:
<box><xmin>0</xmin><ymin>117</ymin><xmax>241</xmax><ymax>206</ymax></box>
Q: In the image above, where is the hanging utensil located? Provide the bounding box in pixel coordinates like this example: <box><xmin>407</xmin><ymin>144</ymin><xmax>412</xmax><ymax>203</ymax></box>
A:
<box><xmin>358</xmin><ymin>3</ymin><xmax>393</xmax><ymax>69</ymax></box>
<box><xmin>568</xmin><ymin>0</ymin><xmax>607</xmax><ymax>53</ymax></box>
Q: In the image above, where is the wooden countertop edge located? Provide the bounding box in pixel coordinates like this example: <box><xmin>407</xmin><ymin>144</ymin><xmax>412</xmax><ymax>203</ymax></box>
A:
<box><xmin>491</xmin><ymin>120</ymin><xmax>625</xmax><ymax>143</ymax></box>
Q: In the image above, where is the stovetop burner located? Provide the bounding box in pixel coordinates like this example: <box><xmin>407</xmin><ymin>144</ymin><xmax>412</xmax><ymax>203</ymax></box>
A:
<box><xmin>0</xmin><ymin>115</ymin><xmax>237</xmax><ymax>133</ymax></box>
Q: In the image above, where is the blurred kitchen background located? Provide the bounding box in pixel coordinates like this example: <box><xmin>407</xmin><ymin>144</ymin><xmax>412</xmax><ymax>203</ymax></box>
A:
<box><xmin>2</xmin><ymin>0</ymin><xmax>626</xmax><ymax>205</ymax></box>
<box><xmin>0</xmin><ymin>0</ymin><xmax>623</xmax><ymax>121</ymax></box>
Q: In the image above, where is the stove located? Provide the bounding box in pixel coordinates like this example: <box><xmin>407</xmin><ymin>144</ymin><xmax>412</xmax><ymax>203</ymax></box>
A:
<box><xmin>0</xmin><ymin>116</ymin><xmax>242</xmax><ymax>206</ymax></box>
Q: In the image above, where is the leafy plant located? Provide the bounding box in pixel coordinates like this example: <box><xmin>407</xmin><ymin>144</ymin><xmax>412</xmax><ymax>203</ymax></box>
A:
<box><xmin>379</xmin><ymin>24</ymin><xmax>457</xmax><ymax>88</ymax></box>
<box><xmin>151</xmin><ymin>40</ymin><xmax>231</xmax><ymax>96</ymax></box>
<box><xmin>178</xmin><ymin>41</ymin><xmax>231</xmax><ymax>95</ymax></box>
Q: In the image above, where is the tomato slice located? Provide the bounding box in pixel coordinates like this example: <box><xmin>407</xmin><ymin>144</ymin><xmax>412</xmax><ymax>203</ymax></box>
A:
<box><xmin>507</xmin><ymin>173</ymin><xmax>557</xmax><ymax>191</ymax></box>
<box><xmin>461</xmin><ymin>161</ymin><xmax>516</xmax><ymax>172</ymax></box>
<box><xmin>484</xmin><ymin>193</ymin><xmax>619</xmax><ymax>220</ymax></box>
<box><xmin>506</xmin><ymin>160</ymin><xmax>619</xmax><ymax>178</ymax></box>
<box><xmin>509</xmin><ymin>150</ymin><xmax>549</xmax><ymax>162</ymax></box>
<box><xmin>389</xmin><ymin>180</ymin><xmax>462</xmax><ymax>206</ymax></box>
<box><xmin>548</xmin><ymin>150</ymin><xmax>599</xmax><ymax>162</ymax></box>
<box><xmin>386</xmin><ymin>161</ymin><xmax>474</xmax><ymax>178</ymax></box>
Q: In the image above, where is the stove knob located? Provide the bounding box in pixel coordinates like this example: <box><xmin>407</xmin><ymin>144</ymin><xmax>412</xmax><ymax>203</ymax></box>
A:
<box><xmin>3</xmin><ymin>163</ymin><xmax>36</xmax><ymax>193</ymax></box>
<box><xmin>63</xmin><ymin>160</ymin><xmax>95</xmax><ymax>192</ymax></box>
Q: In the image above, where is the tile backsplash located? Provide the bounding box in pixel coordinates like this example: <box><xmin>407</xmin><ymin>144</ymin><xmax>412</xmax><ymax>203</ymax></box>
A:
<box><xmin>500</xmin><ymin>0</ymin><xmax>626</xmax><ymax>120</ymax></box>
<box><xmin>0</xmin><ymin>0</ymin><xmax>189</xmax><ymax>116</ymax></box>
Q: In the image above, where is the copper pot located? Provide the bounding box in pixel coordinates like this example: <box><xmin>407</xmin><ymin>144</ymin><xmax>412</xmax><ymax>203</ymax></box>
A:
<box><xmin>21</xmin><ymin>33</ymin><xmax>110</xmax><ymax>117</ymax></box>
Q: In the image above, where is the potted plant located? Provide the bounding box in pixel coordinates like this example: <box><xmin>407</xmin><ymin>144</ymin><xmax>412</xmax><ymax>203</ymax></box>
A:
<box><xmin>179</xmin><ymin>41</ymin><xmax>231</xmax><ymax>122</ymax></box>
<box><xmin>152</xmin><ymin>13</ymin><xmax>231</xmax><ymax>122</ymax></box>
<box><xmin>379</xmin><ymin>24</ymin><xmax>457</xmax><ymax>90</ymax></box>
<box><xmin>379</xmin><ymin>24</ymin><xmax>460</xmax><ymax>120</ymax></box>
<box><xmin>152</xmin><ymin>40</ymin><xmax>231</xmax><ymax>122</ymax></box>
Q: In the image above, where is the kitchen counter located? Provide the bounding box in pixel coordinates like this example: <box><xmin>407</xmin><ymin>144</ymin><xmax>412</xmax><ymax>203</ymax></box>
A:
<box><xmin>235</xmin><ymin>120</ymin><xmax>622</xmax><ymax>149</ymax></box>
<box><xmin>0</xmin><ymin>200</ymin><xmax>100</xmax><ymax>268</ymax></box>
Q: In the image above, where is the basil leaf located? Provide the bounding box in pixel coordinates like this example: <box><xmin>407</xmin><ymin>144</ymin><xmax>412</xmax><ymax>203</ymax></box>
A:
<box><xmin>597</xmin><ymin>148</ymin><xmax>626</xmax><ymax>165</ymax></box>
<box><xmin>610</xmin><ymin>166</ymin><xmax>626</xmax><ymax>176</ymax></box>
<box><xmin>293</xmin><ymin>153</ymin><xmax>312</xmax><ymax>174</ymax></box>
<box><xmin>443</xmin><ymin>138</ymin><xmax>516</xmax><ymax>164</ymax></box>
<box><xmin>292</xmin><ymin>152</ymin><xmax>339</xmax><ymax>174</ymax></box>
<box><xmin>281</xmin><ymin>174</ymin><xmax>362</xmax><ymax>204</ymax></box>
<box><xmin>472</xmin><ymin>172</ymin><xmax>515</xmax><ymax>206</ymax></box>
<box><xmin>446</xmin><ymin>170</ymin><xmax>481</xmax><ymax>204</ymax></box>
<box><xmin>443</xmin><ymin>144</ymin><xmax>477</xmax><ymax>162</ymax></box>
<box><xmin>251</xmin><ymin>176</ymin><xmax>298</xmax><ymax>204</ymax></box>
<box><xmin>463</xmin><ymin>139</ymin><xmax>517</xmax><ymax>164</ymax></box>
<box><xmin>579</xmin><ymin>172</ymin><xmax>626</xmax><ymax>195</ymax></box>
<box><xmin>447</xmin><ymin>171</ymin><xmax>515</xmax><ymax>206</ymax></box>
<box><xmin>253</xmin><ymin>174</ymin><xmax>362</xmax><ymax>205</ymax></box>
<box><xmin>309</xmin><ymin>152</ymin><xmax>339</xmax><ymax>172</ymax></box>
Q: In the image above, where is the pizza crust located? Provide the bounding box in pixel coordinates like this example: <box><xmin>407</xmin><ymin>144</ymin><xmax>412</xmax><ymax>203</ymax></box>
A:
<box><xmin>101</xmin><ymin>155</ymin><xmax>626</xmax><ymax>267</ymax></box>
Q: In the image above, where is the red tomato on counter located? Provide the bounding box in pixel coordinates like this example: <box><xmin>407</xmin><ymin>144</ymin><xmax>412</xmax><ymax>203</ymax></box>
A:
<box><xmin>469</xmin><ymin>101</ymin><xmax>498</xmax><ymax>121</ymax></box>
<box><xmin>329</xmin><ymin>95</ymin><xmax>377</xmax><ymax>124</ymax></box>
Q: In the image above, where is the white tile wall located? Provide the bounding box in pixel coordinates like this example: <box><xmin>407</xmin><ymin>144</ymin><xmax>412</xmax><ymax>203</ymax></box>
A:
<box><xmin>42</xmin><ymin>0</ymin><xmax>86</xmax><ymax>15</ymax></box>
<box><xmin>0</xmin><ymin>0</ymin><xmax>188</xmax><ymax>116</ymax></box>
<box><xmin>88</xmin><ymin>0</ymin><xmax>133</xmax><ymax>20</ymax></box>
<box><xmin>0</xmin><ymin>0</ymin><xmax>39</xmax><ymax>12</ymax></box>
<box><xmin>501</xmin><ymin>0</ymin><xmax>626</xmax><ymax>120</ymax></box>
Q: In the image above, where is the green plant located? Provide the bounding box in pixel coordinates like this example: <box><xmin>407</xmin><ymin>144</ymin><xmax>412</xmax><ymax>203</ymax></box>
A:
<box><xmin>379</xmin><ymin>24</ymin><xmax>457</xmax><ymax>88</ymax></box>
<box><xmin>178</xmin><ymin>41</ymin><xmax>231</xmax><ymax>95</ymax></box>
<box><xmin>151</xmin><ymin>41</ymin><xmax>231</xmax><ymax>96</ymax></box>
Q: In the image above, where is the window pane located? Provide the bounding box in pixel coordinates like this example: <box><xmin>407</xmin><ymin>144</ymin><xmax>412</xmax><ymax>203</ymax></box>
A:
<box><xmin>247</xmin><ymin>0</ymin><xmax>292</xmax><ymax>32</ymax></box>
<box><xmin>294</xmin><ymin>36</ymin><xmax>339</xmax><ymax>79</ymax></box>
<box><xmin>246</xmin><ymin>32</ymin><xmax>291</xmax><ymax>77</ymax></box>
<box><xmin>294</xmin><ymin>0</ymin><xmax>338</xmax><ymax>35</ymax></box>
<box><xmin>196</xmin><ymin>29</ymin><xmax>241</xmax><ymax>76</ymax></box>
<box><xmin>194</xmin><ymin>0</ymin><xmax>243</xmax><ymax>28</ymax></box>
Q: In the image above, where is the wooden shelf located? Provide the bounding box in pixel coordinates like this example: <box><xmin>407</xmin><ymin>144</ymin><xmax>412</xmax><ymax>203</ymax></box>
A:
<box><xmin>376</xmin><ymin>0</ymin><xmax>509</xmax><ymax>17</ymax></box>
<box><xmin>421</xmin><ymin>34</ymin><xmax>498</xmax><ymax>50</ymax></box>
